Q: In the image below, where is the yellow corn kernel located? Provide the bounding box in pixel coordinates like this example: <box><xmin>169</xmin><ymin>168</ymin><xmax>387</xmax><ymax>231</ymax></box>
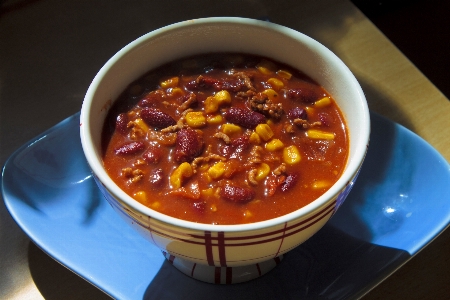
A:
<box><xmin>256</xmin><ymin>60</ymin><xmax>276</xmax><ymax>75</ymax></box>
<box><xmin>185</xmin><ymin>111</ymin><xmax>206</xmax><ymax>128</ymax></box>
<box><xmin>208</xmin><ymin>161</ymin><xmax>226</xmax><ymax>180</ymax></box>
<box><xmin>306</xmin><ymin>129</ymin><xmax>335</xmax><ymax>140</ymax></box>
<box><xmin>249</xmin><ymin>132</ymin><xmax>261</xmax><ymax>144</ymax></box>
<box><xmin>133</xmin><ymin>191</ymin><xmax>147</xmax><ymax>204</ymax></box>
<box><xmin>262</xmin><ymin>89</ymin><xmax>279</xmax><ymax>101</ymax></box>
<box><xmin>314</xmin><ymin>96</ymin><xmax>331</xmax><ymax>108</ymax></box>
<box><xmin>222</xmin><ymin>123</ymin><xmax>242</xmax><ymax>135</ymax></box>
<box><xmin>201</xmin><ymin>188</ymin><xmax>215</xmax><ymax>197</ymax></box>
<box><xmin>265</xmin><ymin>139</ymin><xmax>284</xmax><ymax>151</ymax></box>
<box><xmin>169</xmin><ymin>87</ymin><xmax>184</xmax><ymax>97</ymax></box>
<box><xmin>151</xmin><ymin>201</ymin><xmax>161</xmax><ymax>209</ymax></box>
<box><xmin>283</xmin><ymin>145</ymin><xmax>301</xmax><ymax>165</ymax></box>
<box><xmin>255</xmin><ymin>123</ymin><xmax>274</xmax><ymax>141</ymax></box>
<box><xmin>312</xmin><ymin>180</ymin><xmax>331</xmax><ymax>189</ymax></box>
<box><xmin>255</xmin><ymin>163</ymin><xmax>270</xmax><ymax>181</ymax></box>
<box><xmin>267</xmin><ymin>78</ymin><xmax>284</xmax><ymax>90</ymax></box>
<box><xmin>214</xmin><ymin>90</ymin><xmax>231</xmax><ymax>104</ymax></box>
<box><xmin>160</xmin><ymin>77</ymin><xmax>179</xmax><ymax>88</ymax></box>
<box><xmin>305</xmin><ymin>106</ymin><xmax>315</xmax><ymax>115</ymax></box>
<box><xmin>206</xmin><ymin>114</ymin><xmax>223</xmax><ymax>124</ymax></box>
<box><xmin>276</xmin><ymin>70</ymin><xmax>292</xmax><ymax>79</ymax></box>
<box><xmin>243</xmin><ymin>210</ymin><xmax>253</xmax><ymax>218</ymax></box>
<box><xmin>134</xmin><ymin>118</ymin><xmax>149</xmax><ymax>132</ymax></box>
<box><xmin>204</xmin><ymin>96</ymin><xmax>219</xmax><ymax>113</ymax></box>
<box><xmin>170</xmin><ymin>162</ymin><xmax>193</xmax><ymax>189</ymax></box>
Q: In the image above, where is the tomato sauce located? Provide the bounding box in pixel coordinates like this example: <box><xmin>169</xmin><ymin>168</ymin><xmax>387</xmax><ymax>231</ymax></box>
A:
<box><xmin>102</xmin><ymin>53</ymin><xmax>348</xmax><ymax>225</ymax></box>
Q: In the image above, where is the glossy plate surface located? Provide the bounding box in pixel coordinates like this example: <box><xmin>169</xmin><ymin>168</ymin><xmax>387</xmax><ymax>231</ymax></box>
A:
<box><xmin>2</xmin><ymin>112</ymin><xmax>450</xmax><ymax>299</ymax></box>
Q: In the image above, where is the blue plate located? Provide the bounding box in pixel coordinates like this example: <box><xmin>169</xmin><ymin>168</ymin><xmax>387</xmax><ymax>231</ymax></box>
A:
<box><xmin>2</xmin><ymin>112</ymin><xmax>450</xmax><ymax>299</ymax></box>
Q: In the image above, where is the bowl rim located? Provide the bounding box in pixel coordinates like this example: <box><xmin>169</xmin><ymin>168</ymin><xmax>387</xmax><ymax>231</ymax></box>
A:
<box><xmin>80</xmin><ymin>16</ymin><xmax>370</xmax><ymax>233</ymax></box>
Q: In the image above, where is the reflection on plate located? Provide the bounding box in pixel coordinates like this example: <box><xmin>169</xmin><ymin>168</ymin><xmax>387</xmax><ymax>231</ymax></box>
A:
<box><xmin>2</xmin><ymin>112</ymin><xmax>450</xmax><ymax>299</ymax></box>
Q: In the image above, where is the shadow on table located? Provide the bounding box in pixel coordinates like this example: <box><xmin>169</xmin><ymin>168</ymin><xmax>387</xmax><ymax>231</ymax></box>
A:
<box><xmin>142</xmin><ymin>227</ymin><xmax>410</xmax><ymax>300</ymax></box>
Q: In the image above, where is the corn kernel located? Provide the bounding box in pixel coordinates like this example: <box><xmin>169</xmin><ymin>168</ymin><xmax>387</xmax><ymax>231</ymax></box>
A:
<box><xmin>255</xmin><ymin>123</ymin><xmax>274</xmax><ymax>141</ymax></box>
<box><xmin>249</xmin><ymin>132</ymin><xmax>261</xmax><ymax>144</ymax></box>
<box><xmin>283</xmin><ymin>145</ymin><xmax>301</xmax><ymax>165</ymax></box>
<box><xmin>133</xmin><ymin>191</ymin><xmax>147</xmax><ymax>204</ymax></box>
<box><xmin>305</xmin><ymin>106</ymin><xmax>315</xmax><ymax>115</ymax></box>
<box><xmin>222</xmin><ymin>123</ymin><xmax>242</xmax><ymax>135</ymax></box>
<box><xmin>185</xmin><ymin>111</ymin><xmax>206</xmax><ymax>128</ymax></box>
<box><xmin>134</xmin><ymin>118</ymin><xmax>149</xmax><ymax>132</ymax></box>
<box><xmin>255</xmin><ymin>163</ymin><xmax>270</xmax><ymax>181</ymax></box>
<box><xmin>204</xmin><ymin>96</ymin><xmax>219</xmax><ymax>113</ymax></box>
<box><xmin>208</xmin><ymin>161</ymin><xmax>225</xmax><ymax>180</ymax></box>
<box><xmin>170</xmin><ymin>162</ymin><xmax>193</xmax><ymax>189</ymax></box>
<box><xmin>206</xmin><ymin>114</ymin><xmax>223</xmax><ymax>124</ymax></box>
<box><xmin>243</xmin><ymin>210</ymin><xmax>253</xmax><ymax>218</ymax></box>
<box><xmin>314</xmin><ymin>97</ymin><xmax>331</xmax><ymax>108</ymax></box>
<box><xmin>160</xmin><ymin>77</ymin><xmax>179</xmax><ymax>88</ymax></box>
<box><xmin>262</xmin><ymin>89</ymin><xmax>279</xmax><ymax>101</ymax></box>
<box><xmin>169</xmin><ymin>87</ymin><xmax>184</xmax><ymax>97</ymax></box>
<box><xmin>306</xmin><ymin>129</ymin><xmax>335</xmax><ymax>140</ymax></box>
<box><xmin>151</xmin><ymin>201</ymin><xmax>161</xmax><ymax>209</ymax></box>
<box><xmin>210</xmin><ymin>204</ymin><xmax>218</xmax><ymax>212</ymax></box>
<box><xmin>265</xmin><ymin>139</ymin><xmax>284</xmax><ymax>151</ymax></box>
<box><xmin>256</xmin><ymin>60</ymin><xmax>276</xmax><ymax>75</ymax></box>
<box><xmin>214</xmin><ymin>90</ymin><xmax>231</xmax><ymax>104</ymax></box>
<box><xmin>312</xmin><ymin>180</ymin><xmax>331</xmax><ymax>189</ymax></box>
<box><xmin>267</xmin><ymin>78</ymin><xmax>284</xmax><ymax>90</ymax></box>
<box><xmin>201</xmin><ymin>188</ymin><xmax>215</xmax><ymax>197</ymax></box>
<box><xmin>276</xmin><ymin>70</ymin><xmax>292</xmax><ymax>79</ymax></box>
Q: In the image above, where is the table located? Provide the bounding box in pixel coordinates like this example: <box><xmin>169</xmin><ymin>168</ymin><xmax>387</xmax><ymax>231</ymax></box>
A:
<box><xmin>1</xmin><ymin>0</ymin><xmax>449</xmax><ymax>298</ymax></box>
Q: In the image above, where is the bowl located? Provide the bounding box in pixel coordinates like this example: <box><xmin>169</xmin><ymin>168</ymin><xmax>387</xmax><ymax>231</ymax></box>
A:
<box><xmin>80</xmin><ymin>17</ymin><xmax>370</xmax><ymax>284</ymax></box>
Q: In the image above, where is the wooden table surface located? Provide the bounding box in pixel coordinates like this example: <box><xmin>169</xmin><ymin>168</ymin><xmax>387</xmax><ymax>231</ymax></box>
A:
<box><xmin>1</xmin><ymin>0</ymin><xmax>449</xmax><ymax>299</ymax></box>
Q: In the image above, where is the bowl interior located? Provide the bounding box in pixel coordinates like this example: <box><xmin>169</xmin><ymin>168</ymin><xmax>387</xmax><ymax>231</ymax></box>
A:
<box><xmin>81</xmin><ymin>17</ymin><xmax>369</xmax><ymax>232</ymax></box>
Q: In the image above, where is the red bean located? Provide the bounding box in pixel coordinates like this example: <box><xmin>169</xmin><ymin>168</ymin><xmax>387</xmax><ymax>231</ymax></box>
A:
<box><xmin>192</xmin><ymin>201</ymin><xmax>206</xmax><ymax>213</ymax></box>
<box><xmin>220</xmin><ymin>184</ymin><xmax>255</xmax><ymax>203</ymax></box>
<box><xmin>149</xmin><ymin>168</ymin><xmax>164</xmax><ymax>187</ymax></box>
<box><xmin>224</xmin><ymin>107</ymin><xmax>266</xmax><ymax>129</ymax></box>
<box><xmin>142</xmin><ymin>145</ymin><xmax>163</xmax><ymax>164</ymax></box>
<box><xmin>318</xmin><ymin>113</ymin><xmax>331</xmax><ymax>127</ymax></box>
<box><xmin>287</xmin><ymin>86</ymin><xmax>322</xmax><ymax>103</ymax></box>
<box><xmin>287</xmin><ymin>107</ymin><xmax>307</xmax><ymax>120</ymax></box>
<box><xmin>141</xmin><ymin>108</ymin><xmax>176</xmax><ymax>128</ymax></box>
<box><xmin>280</xmin><ymin>173</ymin><xmax>299</xmax><ymax>192</ymax></box>
<box><xmin>174</xmin><ymin>128</ymin><xmax>204</xmax><ymax>163</ymax></box>
<box><xmin>115</xmin><ymin>113</ymin><xmax>129</xmax><ymax>134</ymax></box>
<box><xmin>114</xmin><ymin>141</ymin><xmax>145</xmax><ymax>155</ymax></box>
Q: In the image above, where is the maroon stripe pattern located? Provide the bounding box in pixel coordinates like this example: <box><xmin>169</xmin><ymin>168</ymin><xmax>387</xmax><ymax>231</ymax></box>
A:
<box><xmin>103</xmin><ymin>183</ymin><xmax>339</xmax><ymax>268</ymax></box>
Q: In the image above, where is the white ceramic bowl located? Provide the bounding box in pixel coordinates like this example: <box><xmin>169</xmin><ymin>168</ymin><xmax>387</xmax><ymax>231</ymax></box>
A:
<box><xmin>80</xmin><ymin>17</ymin><xmax>370</xmax><ymax>284</ymax></box>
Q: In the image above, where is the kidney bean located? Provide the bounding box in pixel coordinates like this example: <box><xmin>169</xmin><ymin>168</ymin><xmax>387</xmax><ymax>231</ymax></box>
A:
<box><xmin>174</xmin><ymin>128</ymin><xmax>204</xmax><ymax>163</ymax></box>
<box><xmin>138</xmin><ymin>95</ymin><xmax>158</xmax><ymax>107</ymax></box>
<box><xmin>280</xmin><ymin>172</ymin><xmax>299</xmax><ymax>192</ymax></box>
<box><xmin>141</xmin><ymin>107</ymin><xmax>176</xmax><ymax>128</ymax></box>
<box><xmin>318</xmin><ymin>113</ymin><xmax>331</xmax><ymax>127</ymax></box>
<box><xmin>287</xmin><ymin>107</ymin><xmax>307</xmax><ymax>120</ymax></box>
<box><xmin>149</xmin><ymin>168</ymin><xmax>164</xmax><ymax>187</ymax></box>
<box><xmin>142</xmin><ymin>145</ymin><xmax>163</xmax><ymax>164</ymax></box>
<box><xmin>287</xmin><ymin>86</ymin><xmax>321</xmax><ymax>103</ymax></box>
<box><xmin>224</xmin><ymin>107</ymin><xmax>266</xmax><ymax>129</ymax></box>
<box><xmin>192</xmin><ymin>201</ymin><xmax>206</xmax><ymax>213</ymax></box>
<box><xmin>114</xmin><ymin>141</ymin><xmax>145</xmax><ymax>155</ymax></box>
<box><xmin>115</xmin><ymin>113</ymin><xmax>129</xmax><ymax>134</ymax></box>
<box><xmin>220</xmin><ymin>184</ymin><xmax>255</xmax><ymax>203</ymax></box>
